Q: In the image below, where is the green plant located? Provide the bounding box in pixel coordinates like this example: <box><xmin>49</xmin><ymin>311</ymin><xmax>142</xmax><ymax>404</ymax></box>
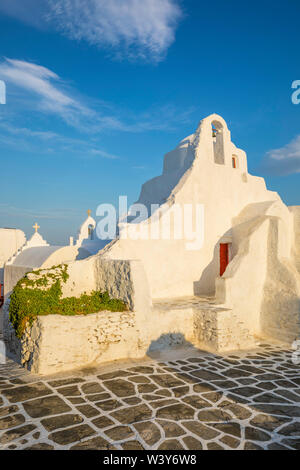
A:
<box><xmin>9</xmin><ymin>264</ymin><xmax>128</xmax><ymax>338</ymax></box>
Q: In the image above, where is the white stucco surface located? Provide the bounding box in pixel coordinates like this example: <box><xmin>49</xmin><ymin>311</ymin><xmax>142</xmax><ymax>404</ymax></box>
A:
<box><xmin>3</xmin><ymin>114</ymin><xmax>300</xmax><ymax>373</ymax></box>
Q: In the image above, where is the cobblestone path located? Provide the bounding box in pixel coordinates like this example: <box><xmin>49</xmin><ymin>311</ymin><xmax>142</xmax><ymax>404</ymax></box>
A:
<box><xmin>0</xmin><ymin>337</ymin><xmax>300</xmax><ymax>450</ymax></box>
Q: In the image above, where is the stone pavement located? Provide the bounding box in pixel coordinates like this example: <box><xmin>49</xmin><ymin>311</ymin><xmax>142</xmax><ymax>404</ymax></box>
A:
<box><xmin>0</xmin><ymin>335</ymin><xmax>300</xmax><ymax>450</ymax></box>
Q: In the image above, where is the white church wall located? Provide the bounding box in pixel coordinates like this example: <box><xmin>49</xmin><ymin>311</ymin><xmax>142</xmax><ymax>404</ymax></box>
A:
<box><xmin>0</xmin><ymin>229</ymin><xmax>26</xmax><ymax>283</ymax></box>
<box><xmin>102</xmin><ymin>114</ymin><xmax>281</xmax><ymax>299</ymax></box>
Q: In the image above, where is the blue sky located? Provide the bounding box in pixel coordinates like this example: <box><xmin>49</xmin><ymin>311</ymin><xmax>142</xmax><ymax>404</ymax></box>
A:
<box><xmin>0</xmin><ymin>0</ymin><xmax>299</xmax><ymax>245</ymax></box>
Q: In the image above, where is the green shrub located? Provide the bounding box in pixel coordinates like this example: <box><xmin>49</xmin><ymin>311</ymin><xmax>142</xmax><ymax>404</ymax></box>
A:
<box><xmin>9</xmin><ymin>264</ymin><xmax>128</xmax><ymax>338</ymax></box>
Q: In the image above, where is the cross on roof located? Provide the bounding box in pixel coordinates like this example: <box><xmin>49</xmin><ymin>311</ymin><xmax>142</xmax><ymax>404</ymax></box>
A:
<box><xmin>87</xmin><ymin>209</ymin><xmax>92</xmax><ymax>217</ymax></box>
<box><xmin>33</xmin><ymin>222</ymin><xmax>40</xmax><ymax>233</ymax></box>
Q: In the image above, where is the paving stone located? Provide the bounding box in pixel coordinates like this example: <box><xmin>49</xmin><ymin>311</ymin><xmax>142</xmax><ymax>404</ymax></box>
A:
<box><xmin>268</xmin><ymin>442</ymin><xmax>291</xmax><ymax>450</ymax></box>
<box><xmin>97</xmin><ymin>370</ymin><xmax>132</xmax><ymax>380</ymax></box>
<box><xmin>23</xmin><ymin>395</ymin><xmax>72</xmax><ymax>418</ymax></box>
<box><xmin>123</xmin><ymin>397</ymin><xmax>142</xmax><ymax>405</ymax></box>
<box><xmin>250</xmin><ymin>414</ymin><xmax>289</xmax><ymax>432</ymax></box>
<box><xmin>41</xmin><ymin>413</ymin><xmax>84</xmax><ymax>431</ymax></box>
<box><xmin>33</xmin><ymin>432</ymin><xmax>40</xmax><ymax>439</ymax></box>
<box><xmin>95</xmin><ymin>399</ymin><xmax>122</xmax><ymax>411</ymax></box>
<box><xmin>138</xmin><ymin>384</ymin><xmax>157</xmax><ymax>393</ymax></box>
<box><xmin>275</xmin><ymin>389</ymin><xmax>300</xmax><ymax>402</ymax></box>
<box><xmin>134</xmin><ymin>421</ymin><xmax>161</xmax><ymax>445</ymax></box>
<box><xmin>175</xmin><ymin>372</ymin><xmax>201</xmax><ymax>385</ymax></box>
<box><xmin>128</xmin><ymin>376</ymin><xmax>150</xmax><ymax>384</ymax></box>
<box><xmin>58</xmin><ymin>385</ymin><xmax>81</xmax><ymax>396</ymax></box>
<box><xmin>236</xmin><ymin>378</ymin><xmax>258</xmax><ymax>386</ymax></box>
<box><xmin>238</xmin><ymin>365</ymin><xmax>265</xmax><ymax>375</ymax></box>
<box><xmin>244</xmin><ymin>426</ymin><xmax>270</xmax><ymax>441</ymax></box>
<box><xmin>71</xmin><ymin>436</ymin><xmax>116</xmax><ymax>450</ymax></box>
<box><xmin>207</xmin><ymin>442</ymin><xmax>224</xmax><ymax>450</ymax></box>
<box><xmin>122</xmin><ymin>440</ymin><xmax>145</xmax><ymax>450</ymax></box>
<box><xmin>87</xmin><ymin>393</ymin><xmax>111</xmax><ymax>402</ymax></box>
<box><xmin>182</xmin><ymin>421</ymin><xmax>220</xmax><ymax>439</ymax></box>
<box><xmin>211</xmin><ymin>422</ymin><xmax>241</xmax><ymax>438</ymax></box>
<box><xmin>213</xmin><ymin>380</ymin><xmax>236</xmax><ymax>389</ymax></box>
<box><xmin>105</xmin><ymin>425</ymin><xmax>135</xmax><ymax>441</ymax></box>
<box><xmin>256</xmin><ymin>373</ymin><xmax>283</xmax><ymax>381</ymax></box>
<box><xmin>183</xmin><ymin>436</ymin><xmax>203</xmax><ymax>450</ymax></box>
<box><xmin>49</xmin><ymin>424</ymin><xmax>95</xmax><ymax>445</ymax></box>
<box><xmin>111</xmin><ymin>404</ymin><xmax>153</xmax><ymax>424</ymax></box>
<box><xmin>127</xmin><ymin>366</ymin><xmax>154</xmax><ymax>374</ymax></box>
<box><xmin>158</xmin><ymin>439</ymin><xmax>185</xmax><ymax>450</ymax></box>
<box><xmin>201</xmin><ymin>391</ymin><xmax>224</xmax><ymax>404</ymax></box>
<box><xmin>0</xmin><ymin>424</ymin><xmax>36</xmax><ymax>444</ymax></box>
<box><xmin>254</xmin><ymin>404</ymin><xmax>300</xmax><ymax>418</ymax></box>
<box><xmin>0</xmin><ymin>413</ymin><xmax>25</xmax><ymax>430</ymax></box>
<box><xmin>156</xmin><ymin>419</ymin><xmax>185</xmax><ymax>437</ymax></box>
<box><xmin>151</xmin><ymin>399</ymin><xmax>179</xmax><ymax>409</ymax></box>
<box><xmin>191</xmin><ymin>370</ymin><xmax>224</xmax><ymax>381</ymax></box>
<box><xmin>142</xmin><ymin>394</ymin><xmax>165</xmax><ymax>401</ymax></box>
<box><xmin>197</xmin><ymin>408</ymin><xmax>231</xmax><ymax>422</ymax></box>
<box><xmin>81</xmin><ymin>382</ymin><xmax>105</xmax><ymax>394</ymax></box>
<box><xmin>183</xmin><ymin>395</ymin><xmax>211</xmax><ymax>409</ymax></box>
<box><xmin>275</xmin><ymin>379</ymin><xmax>299</xmax><ymax>388</ymax></box>
<box><xmin>172</xmin><ymin>386</ymin><xmax>190</xmax><ymax>397</ymax></box>
<box><xmin>218</xmin><ymin>402</ymin><xmax>252</xmax><ymax>420</ymax></box>
<box><xmin>0</xmin><ymin>405</ymin><xmax>19</xmax><ymax>417</ymax></box>
<box><xmin>25</xmin><ymin>443</ymin><xmax>54</xmax><ymax>450</ymax></box>
<box><xmin>156</xmin><ymin>403</ymin><xmax>195</xmax><ymax>420</ymax></box>
<box><xmin>278</xmin><ymin>422</ymin><xmax>300</xmax><ymax>436</ymax></box>
<box><xmin>281</xmin><ymin>438</ymin><xmax>300</xmax><ymax>450</ymax></box>
<box><xmin>155</xmin><ymin>388</ymin><xmax>172</xmax><ymax>397</ymax></box>
<box><xmin>229</xmin><ymin>386</ymin><xmax>262</xmax><ymax>398</ymax></box>
<box><xmin>69</xmin><ymin>397</ymin><xmax>86</xmax><ymax>404</ymax></box>
<box><xmin>76</xmin><ymin>404</ymin><xmax>99</xmax><ymax>418</ymax></box>
<box><xmin>104</xmin><ymin>379</ymin><xmax>135</xmax><ymax>397</ymax></box>
<box><xmin>220</xmin><ymin>435</ymin><xmax>240</xmax><ymax>448</ymax></box>
<box><xmin>193</xmin><ymin>383</ymin><xmax>216</xmax><ymax>393</ymax></box>
<box><xmin>92</xmin><ymin>416</ymin><xmax>114</xmax><ymax>429</ymax></box>
<box><xmin>223</xmin><ymin>368</ymin><xmax>252</xmax><ymax>379</ymax></box>
<box><xmin>48</xmin><ymin>377</ymin><xmax>84</xmax><ymax>388</ymax></box>
<box><xmin>244</xmin><ymin>441</ymin><xmax>264</xmax><ymax>450</ymax></box>
<box><xmin>2</xmin><ymin>382</ymin><xmax>52</xmax><ymax>403</ymax></box>
<box><xmin>150</xmin><ymin>374</ymin><xmax>185</xmax><ymax>388</ymax></box>
<box><xmin>256</xmin><ymin>382</ymin><xmax>277</xmax><ymax>391</ymax></box>
<box><xmin>253</xmin><ymin>393</ymin><xmax>292</xmax><ymax>404</ymax></box>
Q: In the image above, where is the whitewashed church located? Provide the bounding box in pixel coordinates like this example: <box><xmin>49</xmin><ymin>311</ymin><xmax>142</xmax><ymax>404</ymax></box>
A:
<box><xmin>2</xmin><ymin>114</ymin><xmax>300</xmax><ymax>374</ymax></box>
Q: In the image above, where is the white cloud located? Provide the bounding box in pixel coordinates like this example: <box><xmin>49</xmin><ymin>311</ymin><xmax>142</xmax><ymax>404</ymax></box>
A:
<box><xmin>0</xmin><ymin>0</ymin><xmax>182</xmax><ymax>62</ymax></box>
<box><xmin>0</xmin><ymin>58</ymin><xmax>85</xmax><ymax>117</ymax></box>
<box><xmin>0</xmin><ymin>58</ymin><xmax>195</xmax><ymax>134</ymax></box>
<box><xmin>0</xmin><ymin>58</ymin><xmax>123</xmax><ymax>131</ymax></box>
<box><xmin>48</xmin><ymin>0</ymin><xmax>181</xmax><ymax>61</ymax></box>
<box><xmin>262</xmin><ymin>135</ymin><xmax>300</xmax><ymax>175</ymax></box>
<box><xmin>90</xmin><ymin>149</ymin><xmax>119</xmax><ymax>159</ymax></box>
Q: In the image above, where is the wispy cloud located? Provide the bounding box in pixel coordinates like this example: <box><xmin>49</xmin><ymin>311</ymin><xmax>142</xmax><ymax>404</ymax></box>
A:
<box><xmin>0</xmin><ymin>0</ymin><xmax>182</xmax><ymax>62</ymax></box>
<box><xmin>90</xmin><ymin>149</ymin><xmax>119</xmax><ymax>160</ymax></box>
<box><xmin>0</xmin><ymin>58</ymin><xmax>194</xmax><ymax>135</ymax></box>
<box><xmin>0</xmin><ymin>58</ymin><xmax>99</xmax><ymax>130</ymax></box>
<box><xmin>261</xmin><ymin>135</ymin><xmax>300</xmax><ymax>175</ymax></box>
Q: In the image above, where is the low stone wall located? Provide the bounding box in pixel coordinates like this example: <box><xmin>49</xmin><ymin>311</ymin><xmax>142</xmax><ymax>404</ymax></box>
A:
<box><xmin>194</xmin><ymin>308</ymin><xmax>255</xmax><ymax>352</ymax></box>
<box><xmin>4</xmin><ymin>307</ymin><xmax>145</xmax><ymax>375</ymax></box>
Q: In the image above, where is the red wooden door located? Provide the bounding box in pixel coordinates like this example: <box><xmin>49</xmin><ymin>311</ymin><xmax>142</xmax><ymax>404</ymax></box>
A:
<box><xmin>220</xmin><ymin>243</ymin><xmax>229</xmax><ymax>276</ymax></box>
